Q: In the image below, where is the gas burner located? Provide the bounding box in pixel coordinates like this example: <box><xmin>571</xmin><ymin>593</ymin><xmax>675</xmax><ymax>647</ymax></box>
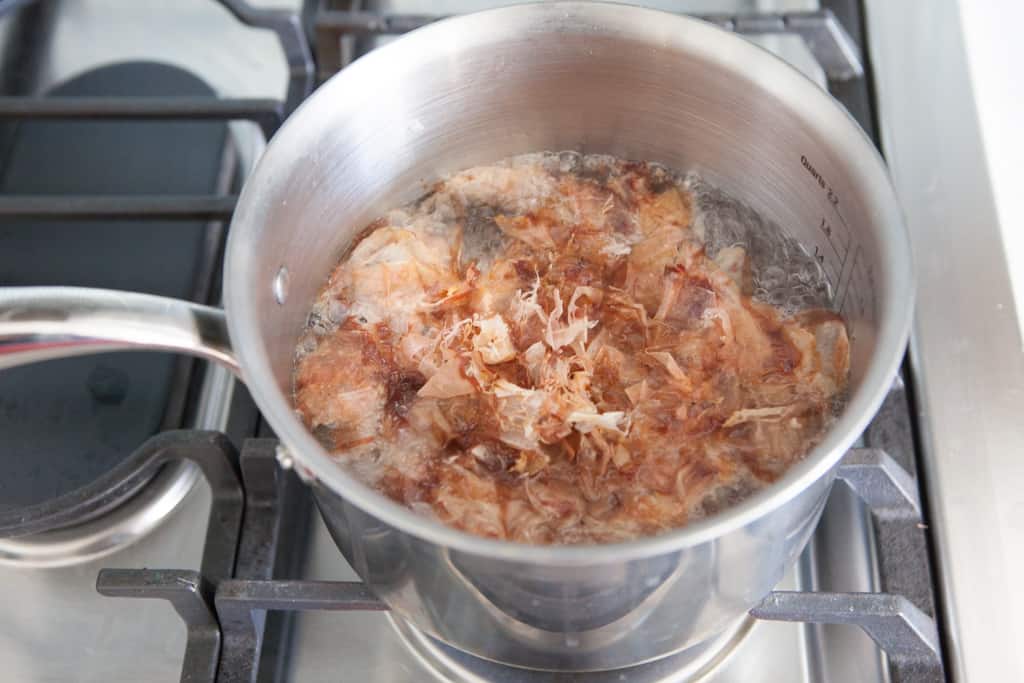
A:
<box><xmin>389</xmin><ymin>614</ymin><xmax>753</xmax><ymax>682</ymax></box>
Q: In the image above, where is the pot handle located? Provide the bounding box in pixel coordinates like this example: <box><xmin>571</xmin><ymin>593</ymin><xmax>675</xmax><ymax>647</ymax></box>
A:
<box><xmin>0</xmin><ymin>287</ymin><xmax>240</xmax><ymax>376</ymax></box>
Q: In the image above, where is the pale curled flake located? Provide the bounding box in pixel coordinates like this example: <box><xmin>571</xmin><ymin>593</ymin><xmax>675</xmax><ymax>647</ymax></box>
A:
<box><xmin>781</xmin><ymin>323</ymin><xmax>818</xmax><ymax>373</ymax></box>
<box><xmin>420</xmin><ymin>282</ymin><xmax>473</xmax><ymax>311</ymax></box>
<box><xmin>346</xmin><ymin>226</ymin><xmax>440</xmax><ymax>268</ymax></box>
<box><xmin>545</xmin><ymin>288</ymin><xmax>600</xmax><ymax>351</ymax></box>
<box><xmin>293</xmin><ymin>335</ymin><xmax>387</xmax><ymax>440</ymax></box>
<box><xmin>543</xmin><ymin>288</ymin><xmax>565</xmax><ymax>349</ymax></box>
<box><xmin>510</xmin><ymin>277</ymin><xmax>544</xmax><ymax>326</ymax></box>
<box><xmin>496</xmin><ymin>387</ymin><xmax>546</xmax><ymax>451</ymax></box>
<box><xmin>627</xmin><ymin>492</ymin><xmax>687</xmax><ymax>527</ymax></box>
<box><xmin>417</xmin><ymin>359</ymin><xmax>476</xmax><ymax>399</ymax></box>
<box><xmin>567</xmin><ymin>286</ymin><xmax>603</xmax><ymax>321</ymax></box>
<box><xmin>567</xmin><ymin>409</ymin><xmax>630</xmax><ymax>435</ymax></box>
<box><xmin>711</xmin><ymin>288</ymin><xmax>779</xmax><ymax>380</ymax></box>
<box><xmin>416</xmin><ymin>353</ymin><xmax>442</xmax><ymax>380</ymax></box>
<box><xmin>590</xmin><ymin>336</ymin><xmax>622</xmax><ymax>368</ymax></box>
<box><xmin>472</xmin><ymin>314</ymin><xmax>516</xmax><ymax>364</ymax></box>
<box><xmin>676</xmin><ymin>240</ymin><xmax>706</xmax><ymax>270</ymax></box>
<box><xmin>722</xmin><ymin>405</ymin><xmax>793</xmax><ymax>428</ymax></box>
<box><xmin>416</xmin><ymin>322</ymin><xmax>470</xmax><ymax>379</ymax></box>
<box><xmin>491</xmin><ymin>378</ymin><xmax>535</xmax><ymax>398</ymax></box>
<box><xmin>522</xmin><ymin>341</ymin><xmax>547</xmax><ymax>383</ymax></box>
<box><xmin>441</xmin><ymin>317</ymin><xmax>474</xmax><ymax>347</ymax></box>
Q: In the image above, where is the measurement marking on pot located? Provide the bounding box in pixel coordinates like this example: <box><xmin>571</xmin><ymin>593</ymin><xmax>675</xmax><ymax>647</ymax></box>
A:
<box><xmin>838</xmin><ymin>245</ymin><xmax>860</xmax><ymax>313</ymax></box>
<box><xmin>801</xmin><ymin>155</ymin><xmax>840</xmax><ymax>207</ymax></box>
<box><xmin>815</xmin><ymin>242</ymin><xmax>839</xmax><ymax>288</ymax></box>
<box><xmin>814</xmin><ymin>245</ymin><xmax>836</xmax><ymax>290</ymax></box>
<box><xmin>837</xmin><ymin>245</ymin><xmax>877</xmax><ymax>340</ymax></box>
<box><xmin>832</xmin><ymin>209</ymin><xmax>855</xmax><ymax>279</ymax></box>
<box><xmin>814</xmin><ymin>213</ymin><xmax>852</xmax><ymax>292</ymax></box>
<box><xmin>802</xmin><ymin>154</ymin><xmax>859</xmax><ymax>299</ymax></box>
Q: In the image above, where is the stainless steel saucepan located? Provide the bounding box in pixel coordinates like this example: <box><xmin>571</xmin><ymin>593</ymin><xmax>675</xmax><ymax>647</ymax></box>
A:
<box><xmin>0</xmin><ymin>3</ymin><xmax>912</xmax><ymax>671</ymax></box>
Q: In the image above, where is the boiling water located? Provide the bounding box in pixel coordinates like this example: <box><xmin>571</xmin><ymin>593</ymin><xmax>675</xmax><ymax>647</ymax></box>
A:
<box><xmin>687</xmin><ymin>176</ymin><xmax>833</xmax><ymax>313</ymax></box>
<box><xmin>292</xmin><ymin>152</ymin><xmax>847</xmax><ymax>544</ymax></box>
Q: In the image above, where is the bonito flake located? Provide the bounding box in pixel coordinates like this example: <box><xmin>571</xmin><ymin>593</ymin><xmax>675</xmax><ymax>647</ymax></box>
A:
<box><xmin>293</xmin><ymin>154</ymin><xmax>849</xmax><ymax>545</ymax></box>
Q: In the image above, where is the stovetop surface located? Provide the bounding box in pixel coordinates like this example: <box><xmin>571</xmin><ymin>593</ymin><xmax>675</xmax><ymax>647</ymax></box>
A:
<box><xmin>0</xmin><ymin>0</ymin><xmax>979</xmax><ymax>681</ymax></box>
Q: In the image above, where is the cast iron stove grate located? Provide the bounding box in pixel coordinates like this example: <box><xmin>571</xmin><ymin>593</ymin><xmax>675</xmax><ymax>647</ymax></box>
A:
<box><xmin>94</xmin><ymin>410</ymin><xmax>944</xmax><ymax>682</ymax></box>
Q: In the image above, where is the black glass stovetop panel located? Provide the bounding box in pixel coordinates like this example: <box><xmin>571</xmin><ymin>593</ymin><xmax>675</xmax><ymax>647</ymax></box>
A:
<box><xmin>0</xmin><ymin>61</ymin><xmax>229</xmax><ymax>510</ymax></box>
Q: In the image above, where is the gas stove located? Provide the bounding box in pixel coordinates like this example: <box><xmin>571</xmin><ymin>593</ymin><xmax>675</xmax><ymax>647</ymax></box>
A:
<box><xmin>0</xmin><ymin>1</ymin><xmax>1017</xmax><ymax>681</ymax></box>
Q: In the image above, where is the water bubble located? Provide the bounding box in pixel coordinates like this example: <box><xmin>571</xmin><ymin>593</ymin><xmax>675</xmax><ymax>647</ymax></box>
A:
<box><xmin>687</xmin><ymin>174</ymin><xmax>832</xmax><ymax>314</ymax></box>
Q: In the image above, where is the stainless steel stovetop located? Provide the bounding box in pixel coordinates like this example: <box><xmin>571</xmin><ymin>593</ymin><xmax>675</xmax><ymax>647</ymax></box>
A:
<box><xmin>0</xmin><ymin>1</ymin><xmax>1019</xmax><ymax>681</ymax></box>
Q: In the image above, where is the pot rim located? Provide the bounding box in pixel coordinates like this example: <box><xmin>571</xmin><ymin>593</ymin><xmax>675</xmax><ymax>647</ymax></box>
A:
<box><xmin>225</xmin><ymin>1</ymin><xmax>914</xmax><ymax>566</ymax></box>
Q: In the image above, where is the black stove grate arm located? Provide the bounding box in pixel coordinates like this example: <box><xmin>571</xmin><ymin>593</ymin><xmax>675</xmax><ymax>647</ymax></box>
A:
<box><xmin>97</xmin><ymin>569</ymin><xmax>221</xmax><ymax>683</ymax></box>
<box><xmin>214</xmin><ymin>581</ymin><xmax>387</xmax><ymax>682</ymax></box>
<box><xmin>214</xmin><ymin>0</ymin><xmax>315</xmax><ymax>116</ymax></box>
<box><xmin>218</xmin><ymin>579</ymin><xmax>389</xmax><ymax>613</ymax></box>
<box><xmin>0</xmin><ymin>0</ymin><xmax>315</xmax><ymax>116</ymax></box>
<box><xmin>0</xmin><ymin>93</ymin><xmax>273</xmax><ymax>221</ymax></box>
<box><xmin>752</xmin><ymin>591</ymin><xmax>943</xmax><ymax>683</ymax></box>
<box><xmin>0</xmin><ymin>195</ymin><xmax>238</xmax><ymax>221</ymax></box>
<box><xmin>750</xmin><ymin>445</ymin><xmax>946</xmax><ymax>683</ymax></box>
<box><xmin>838</xmin><ymin>447</ymin><xmax>922</xmax><ymax>517</ymax></box>
<box><xmin>92</xmin><ymin>431</ymin><xmax>245</xmax><ymax>683</ymax></box>
<box><xmin>213</xmin><ymin>439</ymin><xmax>314</xmax><ymax>683</ymax></box>
<box><xmin>92</xmin><ymin>436</ymin><xmax>948</xmax><ymax>682</ymax></box>
<box><xmin>313</xmin><ymin>8</ymin><xmax>862</xmax><ymax>82</ymax></box>
<box><xmin>0</xmin><ymin>95</ymin><xmax>283</xmax><ymax>139</ymax></box>
<box><xmin>838</xmin><ymin>446</ymin><xmax>941</xmax><ymax>622</ymax></box>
